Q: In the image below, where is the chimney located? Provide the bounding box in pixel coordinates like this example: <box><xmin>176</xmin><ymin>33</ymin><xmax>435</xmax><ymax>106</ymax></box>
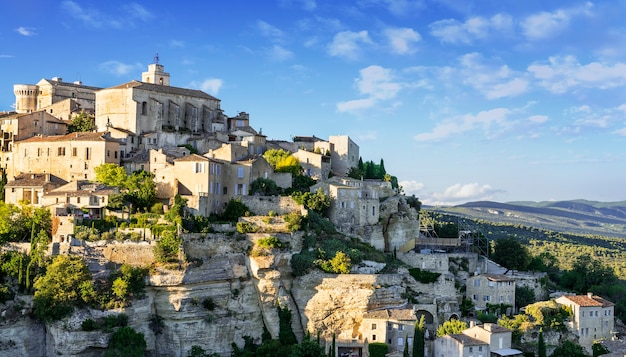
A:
<box><xmin>74</xmin><ymin>80</ymin><xmax>82</xmax><ymax>85</ymax></box>
<box><xmin>45</xmin><ymin>173</ymin><xmax>50</xmax><ymax>182</ymax></box>
<box><xmin>587</xmin><ymin>292</ymin><xmax>593</xmax><ymax>298</ymax></box>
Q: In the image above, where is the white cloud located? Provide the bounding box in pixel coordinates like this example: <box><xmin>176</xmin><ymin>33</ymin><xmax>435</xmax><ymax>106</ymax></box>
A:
<box><xmin>613</xmin><ymin>127</ymin><xmax>626</xmax><ymax>136</ymax></box>
<box><xmin>384</xmin><ymin>27</ymin><xmax>421</xmax><ymax>55</ymax></box>
<box><xmin>0</xmin><ymin>55</ymin><xmax>14</xmax><ymax>58</ymax></box>
<box><xmin>356</xmin><ymin>131</ymin><xmax>377</xmax><ymax>141</ymax></box>
<box><xmin>367</xmin><ymin>0</ymin><xmax>425</xmax><ymax>17</ymax></box>
<box><xmin>617</xmin><ymin>104</ymin><xmax>626</xmax><ymax>113</ymax></box>
<box><xmin>429</xmin><ymin>13</ymin><xmax>513</xmax><ymax>45</ymax></box>
<box><xmin>528</xmin><ymin>115</ymin><xmax>549</xmax><ymax>124</ymax></box>
<box><xmin>521</xmin><ymin>2</ymin><xmax>593</xmax><ymax>40</ymax></box>
<box><xmin>528</xmin><ymin>56</ymin><xmax>626</xmax><ymax>94</ymax></box>
<box><xmin>15</xmin><ymin>27</ymin><xmax>36</xmax><ymax>36</ymax></box>
<box><xmin>257</xmin><ymin>20</ymin><xmax>285</xmax><ymax>42</ymax></box>
<box><xmin>192</xmin><ymin>79</ymin><xmax>223</xmax><ymax>95</ymax></box>
<box><xmin>61</xmin><ymin>1</ymin><xmax>152</xmax><ymax>29</ymax></box>
<box><xmin>455</xmin><ymin>53</ymin><xmax>528</xmax><ymax>99</ymax></box>
<box><xmin>266</xmin><ymin>45</ymin><xmax>294</xmax><ymax>62</ymax></box>
<box><xmin>414</xmin><ymin>107</ymin><xmax>511</xmax><ymax>142</ymax></box>
<box><xmin>337</xmin><ymin>65</ymin><xmax>403</xmax><ymax>113</ymax></box>
<box><xmin>327</xmin><ymin>30</ymin><xmax>372</xmax><ymax>60</ymax></box>
<box><xmin>428</xmin><ymin>183</ymin><xmax>504</xmax><ymax>205</ymax></box>
<box><xmin>99</xmin><ymin>61</ymin><xmax>141</xmax><ymax>76</ymax></box>
<box><xmin>399</xmin><ymin>180</ymin><xmax>424</xmax><ymax>196</ymax></box>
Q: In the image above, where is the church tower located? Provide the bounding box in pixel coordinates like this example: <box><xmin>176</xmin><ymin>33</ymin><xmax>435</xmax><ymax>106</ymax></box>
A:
<box><xmin>141</xmin><ymin>53</ymin><xmax>170</xmax><ymax>86</ymax></box>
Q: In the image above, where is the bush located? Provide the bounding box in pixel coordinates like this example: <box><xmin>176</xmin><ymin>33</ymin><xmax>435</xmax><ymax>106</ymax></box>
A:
<box><xmin>153</xmin><ymin>231</ymin><xmax>182</xmax><ymax>263</ymax></box>
<box><xmin>202</xmin><ymin>297</ymin><xmax>216</xmax><ymax>311</ymax></box>
<box><xmin>222</xmin><ymin>199</ymin><xmax>251</xmax><ymax>222</ymax></box>
<box><xmin>105</xmin><ymin>326</ymin><xmax>146</xmax><ymax>357</ymax></box>
<box><xmin>316</xmin><ymin>251</ymin><xmax>352</xmax><ymax>274</ymax></box>
<box><xmin>291</xmin><ymin>251</ymin><xmax>317</xmax><ymax>276</ymax></box>
<box><xmin>408</xmin><ymin>268</ymin><xmax>441</xmax><ymax>284</ymax></box>
<box><xmin>81</xmin><ymin>318</ymin><xmax>99</xmax><ymax>331</ymax></box>
<box><xmin>283</xmin><ymin>212</ymin><xmax>302</xmax><ymax>232</ymax></box>
<box><xmin>368</xmin><ymin>343</ymin><xmax>389</xmax><ymax>357</ymax></box>
<box><xmin>257</xmin><ymin>236</ymin><xmax>282</xmax><ymax>249</ymax></box>
<box><xmin>236</xmin><ymin>222</ymin><xmax>258</xmax><ymax>234</ymax></box>
<box><xmin>150</xmin><ymin>202</ymin><xmax>164</xmax><ymax>214</ymax></box>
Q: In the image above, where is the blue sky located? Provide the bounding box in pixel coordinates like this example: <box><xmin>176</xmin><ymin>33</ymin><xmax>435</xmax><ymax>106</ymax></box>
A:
<box><xmin>1</xmin><ymin>0</ymin><xmax>626</xmax><ymax>205</ymax></box>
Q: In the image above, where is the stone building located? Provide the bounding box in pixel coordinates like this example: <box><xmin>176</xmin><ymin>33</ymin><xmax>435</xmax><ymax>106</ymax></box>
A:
<box><xmin>10</xmin><ymin>132</ymin><xmax>121</xmax><ymax>182</ymax></box>
<box><xmin>465</xmin><ymin>274</ymin><xmax>515</xmax><ymax>313</ymax></box>
<box><xmin>434</xmin><ymin>323</ymin><xmax>522</xmax><ymax>357</ymax></box>
<box><xmin>13</xmin><ymin>77</ymin><xmax>99</xmax><ymax>114</ymax></box>
<box><xmin>94</xmin><ymin>63</ymin><xmax>223</xmax><ymax>151</ymax></box>
<box><xmin>172</xmin><ymin>154</ymin><xmax>224</xmax><ymax>216</ymax></box>
<box><xmin>361</xmin><ymin>308</ymin><xmax>417</xmax><ymax>355</ymax></box>
<box><xmin>555</xmin><ymin>293</ymin><xmax>615</xmax><ymax>353</ymax></box>
<box><xmin>328</xmin><ymin>135</ymin><xmax>359</xmax><ymax>176</ymax></box>
<box><xmin>292</xmin><ymin>148</ymin><xmax>331</xmax><ymax>180</ymax></box>
<box><xmin>3</xmin><ymin>173</ymin><xmax>67</xmax><ymax>206</ymax></box>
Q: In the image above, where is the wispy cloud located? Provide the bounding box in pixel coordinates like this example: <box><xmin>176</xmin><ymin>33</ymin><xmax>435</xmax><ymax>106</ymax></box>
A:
<box><xmin>413</xmin><ymin>107</ymin><xmax>512</xmax><ymax>142</ymax></box>
<box><xmin>15</xmin><ymin>27</ymin><xmax>37</xmax><ymax>36</ymax></box>
<box><xmin>457</xmin><ymin>53</ymin><xmax>528</xmax><ymax>99</ymax></box>
<box><xmin>327</xmin><ymin>30</ymin><xmax>372</xmax><ymax>60</ymax></box>
<box><xmin>257</xmin><ymin>20</ymin><xmax>285</xmax><ymax>42</ymax></box>
<box><xmin>398</xmin><ymin>180</ymin><xmax>425</xmax><ymax>196</ymax></box>
<box><xmin>337</xmin><ymin>65</ymin><xmax>403</xmax><ymax>113</ymax></box>
<box><xmin>0</xmin><ymin>55</ymin><xmax>14</xmax><ymax>58</ymax></box>
<box><xmin>528</xmin><ymin>56</ymin><xmax>626</xmax><ymax>94</ymax></box>
<box><xmin>427</xmin><ymin>183</ymin><xmax>505</xmax><ymax>205</ymax></box>
<box><xmin>361</xmin><ymin>0</ymin><xmax>425</xmax><ymax>17</ymax></box>
<box><xmin>265</xmin><ymin>45</ymin><xmax>294</xmax><ymax>62</ymax></box>
<box><xmin>429</xmin><ymin>13</ymin><xmax>513</xmax><ymax>45</ymax></box>
<box><xmin>521</xmin><ymin>2</ymin><xmax>593</xmax><ymax>40</ymax></box>
<box><xmin>61</xmin><ymin>1</ymin><xmax>153</xmax><ymax>29</ymax></box>
<box><xmin>99</xmin><ymin>61</ymin><xmax>142</xmax><ymax>76</ymax></box>
<box><xmin>384</xmin><ymin>27</ymin><xmax>421</xmax><ymax>55</ymax></box>
<box><xmin>189</xmin><ymin>78</ymin><xmax>223</xmax><ymax>95</ymax></box>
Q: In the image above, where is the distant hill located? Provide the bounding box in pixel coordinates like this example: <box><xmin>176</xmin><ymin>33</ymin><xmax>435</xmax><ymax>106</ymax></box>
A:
<box><xmin>426</xmin><ymin>200</ymin><xmax>626</xmax><ymax>239</ymax></box>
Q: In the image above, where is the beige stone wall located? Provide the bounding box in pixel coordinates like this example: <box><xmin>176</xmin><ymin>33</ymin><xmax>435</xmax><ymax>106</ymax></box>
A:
<box><xmin>239</xmin><ymin>196</ymin><xmax>304</xmax><ymax>216</ymax></box>
<box><xmin>466</xmin><ymin>275</ymin><xmax>515</xmax><ymax>309</ymax></box>
<box><xmin>12</xmin><ymin>134</ymin><xmax>120</xmax><ymax>182</ymax></box>
<box><xmin>329</xmin><ymin>135</ymin><xmax>359</xmax><ymax>175</ymax></box>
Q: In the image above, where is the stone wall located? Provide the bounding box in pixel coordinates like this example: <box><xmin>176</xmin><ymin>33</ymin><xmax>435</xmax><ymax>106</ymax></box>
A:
<box><xmin>239</xmin><ymin>196</ymin><xmax>304</xmax><ymax>216</ymax></box>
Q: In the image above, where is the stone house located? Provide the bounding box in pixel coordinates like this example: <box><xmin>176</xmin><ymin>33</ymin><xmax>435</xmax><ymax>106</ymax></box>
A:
<box><xmin>465</xmin><ymin>274</ymin><xmax>515</xmax><ymax>313</ymax></box>
<box><xmin>292</xmin><ymin>148</ymin><xmax>331</xmax><ymax>180</ymax></box>
<box><xmin>361</xmin><ymin>308</ymin><xmax>416</xmax><ymax>355</ymax></box>
<box><xmin>328</xmin><ymin>135</ymin><xmax>359</xmax><ymax>176</ymax></box>
<box><xmin>172</xmin><ymin>154</ymin><xmax>225</xmax><ymax>216</ymax></box>
<box><xmin>9</xmin><ymin>132</ymin><xmax>121</xmax><ymax>183</ymax></box>
<box><xmin>4</xmin><ymin>173</ymin><xmax>67</xmax><ymax>206</ymax></box>
<box><xmin>555</xmin><ymin>293</ymin><xmax>615</xmax><ymax>352</ymax></box>
<box><xmin>310</xmin><ymin>177</ymin><xmax>383</xmax><ymax>230</ymax></box>
<box><xmin>434</xmin><ymin>323</ymin><xmax>522</xmax><ymax>357</ymax></box>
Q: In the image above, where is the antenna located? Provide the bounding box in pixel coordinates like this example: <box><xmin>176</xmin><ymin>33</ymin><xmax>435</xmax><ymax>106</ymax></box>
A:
<box><xmin>153</xmin><ymin>52</ymin><xmax>159</xmax><ymax>64</ymax></box>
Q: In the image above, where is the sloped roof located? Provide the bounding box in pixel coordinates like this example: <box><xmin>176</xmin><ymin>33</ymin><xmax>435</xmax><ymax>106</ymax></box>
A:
<box><xmin>6</xmin><ymin>173</ymin><xmax>67</xmax><ymax>187</ymax></box>
<box><xmin>559</xmin><ymin>294</ymin><xmax>614</xmax><ymax>307</ymax></box>
<box><xmin>174</xmin><ymin>153</ymin><xmax>209</xmax><ymax>162</ymax></box>
<box><xmin>37</xmin><ymin>78</ymin><xmax>101</xmax><ymax>91</ymax></box>
<box><xmin>102</xmin><ymin>80</ymin><xmax>220</xmax><ymax>101</ymax></box>
<box><xmin>46</xmin><ymin>180</ymin><xmax>119</xmax><ymax>196</ymax></box>
<box><xmin>18</xmin><ymin>131</ymin><xmax>117</xmax><ymax>143</ymax></box>
<box><xmin>363</xmin><ymin>308</ymin><xmax>416</xmax><ymax>321</ymax></box>
<box><xmin>480</xmin><ymin>274</ymin><xmax>515</xmax><ymax>282</ymax></box>
<box><xmin>448</xmin><ymin>333</ymin><xmax>488</xmax><ymax>346</ymax></box>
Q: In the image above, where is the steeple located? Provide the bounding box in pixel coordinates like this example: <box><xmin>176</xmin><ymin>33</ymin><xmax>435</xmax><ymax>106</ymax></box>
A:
<box><xmin>142</xmin><ymin>53</ymin><xmax>170</xmax><ymax>86</ymax></box>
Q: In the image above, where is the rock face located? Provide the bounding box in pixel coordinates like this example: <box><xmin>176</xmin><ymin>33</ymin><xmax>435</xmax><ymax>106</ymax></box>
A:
<box><xmin>0</xmin><ymin>218</ymin><xmax>446</xmax><ymax>357</ymax></box>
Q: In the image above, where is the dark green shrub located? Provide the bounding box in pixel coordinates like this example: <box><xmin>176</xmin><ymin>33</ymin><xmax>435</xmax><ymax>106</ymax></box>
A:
<box><xmin>202</xmin><ymin>297</ymin><xmax>216</xmax><ymax>311</ymax></box>
<box><xmin>291</xmin><ymin>251</ymin><xmax>317</xmax><ymax>276</ymax></box>
<box><xmin>236</xmin><ymin>222</ymin><xmax>258</xmax><ymax>233</ymax></box>
<box><xmin>408</xmin><ymin>268</ymin><xmax>441</xmax><ymax>284</ymax></box>
<box><xmin>368</xmin><ymin>343</ymin><xmax>389</xmax><ymax>357</ymax></box>
<box><xmin>81</xmin><ymin>318</ymin><xmax>99</xmax><ymax>331</ymax></box>
<box><xmin>105</xmin><ymin>326</ymin><xmax>146</xmax><ymax>357</ymax></box>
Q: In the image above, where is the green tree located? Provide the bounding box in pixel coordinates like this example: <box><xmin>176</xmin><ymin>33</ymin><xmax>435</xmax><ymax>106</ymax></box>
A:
<box><xmin>403</xmin><ymin>334</ymin><xmax>409</xmax><ymax>357</ymax></box>
<box><xmin>560</xmin><ymin>255</ymin><xmax>617</xmax><ymax>294</ymax></box>
<box><xmin>491</xmin><ymin>237</ymin><xmax>530</xmax><ymax>273</ymax></box>
<box><xmin>104</xmin><ymin>326</ymin><xmax>146</xmax><ymax>357</ymax></box>
<box><xmin>538</xmin><ymin>328</ymin><xmax>546</xmax><ymax>357</ymax></box>
<box><xmin>549</xmin><ymin>340</ymin><xmax>586</xmax><ymax>357</ymax></box>
<box><xmin>436</xmin><ymin>319</ymin><xmax>468</xmax><ymax>337</ymax></box>
<box><xmin>290</xmin><ymin>339</ymin><xmax>325</xmax><ymax>357</ymax></box>
<box><xmin>592</xmin><ymin>343</ymin><xmax>610</xmax><ymax>357</ymax></box>
<box><xmin>278</xmin><ymin>305</ymin><xmax>298</xmax><ymax>346</ymax></box>
<box><xmin>516</xmin><ymin>286</ymin><xmax>537</xmax><ymax>310</ymax></box>
<box><xmin>153</xmin><ymin>230</ymin><xmax>182</xmax><ymax>263</ymax></box>
<box><xmin>264</xmin><ymin>149</ymin><xmax>292</xmax><ymax>168</ymax></box>
<box><xmin>222</xmin><ymin>199</ymin><xmax>250</xmax><ymax>222</ymax></box>
<box><xmin>33</xmin><ymin>255</ymin><xmax>93</xmax><ymax>321</ymax></box>
<box><xmin>67</xmin><ymin>110</ymin><xmax>96</xmax><ymax>133</ymax></box>
<box><xmin>95</xmin><ymin>163</ymin><xmax>128</xmax><ymax>187</ymax></box>
<box><xmin>413</xmin><ymin>315</ymin><xmax>425</xmax><ymax>357</ymax></box>
<box><xmin>250</xmin><ymin>178</ymin><xmax>282</xmax><ymax>196</ymax></box>
<box><xmin>0</xmin><ymin>169</ymin><xmax>6</xmax><ymax>201</ymax></box>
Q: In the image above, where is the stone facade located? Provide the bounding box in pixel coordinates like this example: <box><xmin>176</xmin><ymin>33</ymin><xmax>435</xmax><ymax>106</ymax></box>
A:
<box><xmin>328</xmin><ymin>135</ymin><xmax>359</xmax><ymax>176</ymax></box>
<box><xmin>434</xmin><ymin>323</ymin><xmax>522</xmax><ymax>357</ymax></box>
<box><xmin>9</xmin><ymin>132</ymin><xmax>121</xmax><ymax>182</ymax></box>
<box><xmin>466</xmin><ymin>274</ymin><xmax>515</xmax><ymax>312</ymax></box>
<box><xmin>555</xmin><ymin>293</ymin><xmax>615</xmax><ymax>353</ymax></box>
<box><xmin>13</xmin><ymin>77</ymin><xmax>99</xmax><ymax>114</ymax></box>
<box><xmin>361</xmin><ymin>308</ymin><xmax>416</xmax><ymax>354</ymax></box>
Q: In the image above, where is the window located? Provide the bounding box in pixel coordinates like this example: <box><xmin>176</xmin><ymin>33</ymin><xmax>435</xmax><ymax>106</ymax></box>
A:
<box><xmin>77</xmin><ymin>197</ymin><xmax>81</xmax><ymax>204</ymax></box>
<box><xmin>237</xmin><ymin>167</ymin><xmax>244</xmax><ymax>178</ymax></box>
<box><xmin>397</xmin><ymin>337</ymin><xmax>403</xmax><ymax>346</ymax></box>
<box><xmin>483</xmin><ymin>295</ymin><xmax>490</xmax><ymax>302</ymax></box>
<box><xmin>223</xmin><ymin>187</ymin><xmax>227</xmax><ymax>195</ymax></box>
<box><xmin>57</xmin><ymin>147</ymin><xmax>65</xmax><ymax>156</ymax></box>
<box><xmin>371</xmin><ymin>324</ymin><xmax>377</xmax><ymax>330</ymax></box>
<box><xmin>72</xmin><ymin>148</ymin><xmax>77</xmax><ymax>156</ymax></box>
<box><xmin>473</xmin><ymin>295</ymin><xmax>478</xmax><ymax>301</ymax></box>
<box><xmin>195</xmin><ymin>162</ymin><xmax>205</xmax><ymax>173</ymax></box>
<box><xmin>114</xmin><ymin>151</ymin><xmax>118</xmax><ymax>159</ymax></box>
<box><xmin>398</xmin><ymin>324</ymin><xmax>403</xmax><ymax>331</ymax></box>
<box><xmin>85</xmin><ymin>147</ymin><xmax>91</xmax><ymax>160</ymax></box>
<box><xmin>107</xmin><ymin>150</ymin><xmax>110</xmax><ymax>157</ymax></box>
<box><xmin>372</xmin><ymin>335</ymin><xmax>376</xmax><ymax>341</ymax></box>
<box><xmin>474</xmin><ymin>280</ymin><xmax>481</xmax><ymax>287</ymax></box>
<box><xmin>141</xmin><ymin>101</ymin><xmax>147</xmax><ymax>115</ymax></box>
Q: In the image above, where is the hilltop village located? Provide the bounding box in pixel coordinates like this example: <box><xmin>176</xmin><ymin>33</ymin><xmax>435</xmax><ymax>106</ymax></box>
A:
<box><xmin>0</xmin><ymin>61</ymin><xmax>621</xmax><ymax>357</ymax></box>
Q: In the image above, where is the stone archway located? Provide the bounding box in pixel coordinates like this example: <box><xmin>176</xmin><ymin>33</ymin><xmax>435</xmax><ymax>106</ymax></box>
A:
<box><xmin>415</xmin><ymin>310</ymin><xmax>434</xmax><ymax>324</ymax></box>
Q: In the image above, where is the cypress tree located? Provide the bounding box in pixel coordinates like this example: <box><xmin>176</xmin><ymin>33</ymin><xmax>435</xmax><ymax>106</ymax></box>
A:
<box><xmin>413</xmin><ymin>315</ymin><xmax>425</xmax><ymax>357</ymax></box>
<box><xmin>403</xmin><ymin>334</ymin><xmax>410</xmax><ymax>357</ymax></box>
<box><xmin>538</xmin><ymin>328</ymin><xmax>546</xmax><ymax>357</ymax></box>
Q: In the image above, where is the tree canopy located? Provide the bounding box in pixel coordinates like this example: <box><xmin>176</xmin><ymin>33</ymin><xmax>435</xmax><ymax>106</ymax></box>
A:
<box><xmin>491</xmin><ymin>237</ymin><xmax>530</xmax><ymax>273</ymax></box>
<box><xmin>263</xmin><ymin>149</ymin><xmax>301</xmax><ymax>175</ymax></box>
<box><xmin>67</xmin><ymin>110</ymin><xmax>96</xmax><ymax>133</ymax></box>
<box><xmin>436</xmin><ymin>319</ymin><xmax>467</xmax><ymax>337</ymax></box>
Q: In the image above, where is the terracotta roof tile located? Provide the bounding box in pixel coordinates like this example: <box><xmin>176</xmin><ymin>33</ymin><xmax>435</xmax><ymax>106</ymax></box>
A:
<box><xmin>102</xmin><ymin>80</ymin><xmax>220</xmax><ymax>102</ymax></box>
<box><xmin>560</xmin><ymin>294</ymin><xmax>614</xmax><ymax>307</ymax></box>
<box><xmin>449</xmin><ymin>334</ymin><xmax>488</xmax><ymax>346</ymax></box>
<box><xmin>18</xmin><ymin>131</ymin><xmax>116</xmax><ymax>143</ymax></box>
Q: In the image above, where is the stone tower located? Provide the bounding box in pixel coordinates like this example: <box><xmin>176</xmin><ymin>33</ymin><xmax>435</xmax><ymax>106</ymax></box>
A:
<box><xmin>141</xmin><ymin>53</ymin><xmax>170</xmax><ymax>86</ymax></box>
<box><xmin>13</xmin><ymin>84</ymin><xmax>38</xmax><ymax>113</ymax></box>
